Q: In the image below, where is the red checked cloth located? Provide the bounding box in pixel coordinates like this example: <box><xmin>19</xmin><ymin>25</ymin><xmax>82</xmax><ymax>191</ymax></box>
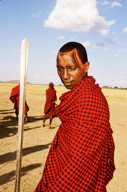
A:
<box><xmin>35</xmin><ymin>76</ymin><xmax>115</xmax><ymax>192</ymax></box>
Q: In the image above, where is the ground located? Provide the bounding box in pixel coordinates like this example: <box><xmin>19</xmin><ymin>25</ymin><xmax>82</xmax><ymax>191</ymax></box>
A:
<box><xmin>0</xmin><ymin>83</ymin><xmax>127</xmax><ymax>192</ymax></box>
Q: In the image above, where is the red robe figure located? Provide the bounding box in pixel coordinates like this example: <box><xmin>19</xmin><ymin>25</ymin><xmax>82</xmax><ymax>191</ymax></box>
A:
<box><xmin>43</xmin><ymin>82</ymin><xmax>57</xmax><ymax>128</ymax></box>
<box><xmin>9</xmin><ymin>84</ymin><xmax>29</xmax><ymax>122</ymax></box>
<box><xmin>35</xmin><ymin>42</ymin><xmax>115</xmax><ymax>192</ymax></box>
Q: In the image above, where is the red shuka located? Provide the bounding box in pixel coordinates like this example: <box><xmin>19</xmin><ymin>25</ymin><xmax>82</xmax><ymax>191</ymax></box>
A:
<box><xmin>44</xmin><ymin>86</ymin><xmax>57</xmax><ymax>118</ymax></box>
<box><xmin>35</xmin><ymin>76</ymin><xmax>115</xmax><ymax>192</ymax></box>
<box><xmin>9</xmin><ymin>84</ymin><xmax>29</xmax><ymax>115</ymax></box>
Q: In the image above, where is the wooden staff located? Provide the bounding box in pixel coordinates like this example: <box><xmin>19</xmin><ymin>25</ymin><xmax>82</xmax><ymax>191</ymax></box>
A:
<box><xmin>15</xmin><ymin>38</ymin><xmax>28</xmax><ymax>192</ymax></box>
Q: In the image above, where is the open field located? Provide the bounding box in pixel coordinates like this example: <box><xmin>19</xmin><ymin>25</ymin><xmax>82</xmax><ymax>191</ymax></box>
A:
<box><xmin>0</xmin><ymin>82</ymin><xmax>127</xmax><ymax>192</ymax></box>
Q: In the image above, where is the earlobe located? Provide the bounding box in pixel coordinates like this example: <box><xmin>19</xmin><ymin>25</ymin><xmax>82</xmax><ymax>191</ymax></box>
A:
<box><xmin>84</xmin><ymin>62</ymin><xmax>90</xmax><ymax>72</ymax></box>
<box><xmin>57</xmin><ymin>71</ymin><xmax>60</xmax><ymax>76</ymax></box>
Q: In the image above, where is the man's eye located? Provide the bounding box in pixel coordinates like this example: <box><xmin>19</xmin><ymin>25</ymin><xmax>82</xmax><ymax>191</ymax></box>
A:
<box><xmin>68</xmin><ymin>67</ymin><xmax>76</xmax><ymax>71</ymax></box>
<box><xmin>57</xmin><ymin>67</ymin><xmax>63</xmax><ymax>71</ymax></box>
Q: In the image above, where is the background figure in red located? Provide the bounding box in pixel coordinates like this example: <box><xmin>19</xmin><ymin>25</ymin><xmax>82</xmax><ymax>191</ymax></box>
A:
<box><xmin>43</xmin><ymin>82</ymin><xmax>57</xmax><ymax>128</ymax></box>
<box><xmin>9</xmin><ymin>84</ymin><xmax>29</xmax><ymax>122</ymax></box>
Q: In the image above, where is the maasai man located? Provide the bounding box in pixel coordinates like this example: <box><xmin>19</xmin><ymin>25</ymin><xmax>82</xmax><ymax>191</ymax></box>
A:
<box><xmin>43</xmin><ymin>82</ymin><xmax>57</xmax><ymax>128</ymax></box>
<box><xmin>9</xmin><ymin>84</ymin><xmax>29</xmax><ymax>122</ymax></box>
<box><xmin>35</xmin><ymin>42</ymin><xmax>115</xmax><ymax>191</ymax></box>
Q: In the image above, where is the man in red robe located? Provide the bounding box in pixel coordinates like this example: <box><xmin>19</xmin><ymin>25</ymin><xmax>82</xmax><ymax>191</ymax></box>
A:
<box><xmin>43</xmin><ymin>82</ymin><xmax>57</xmax><ymax>128</ymax></box>
<box><xmin>35</xmin><ymin>42</ymin><xmax>115</xmax><ymax>191</ymax></box>
<box><xmin>9</xmin><ymin>84</ymin><xmax>29</xmax><ymax>122</ymax></box>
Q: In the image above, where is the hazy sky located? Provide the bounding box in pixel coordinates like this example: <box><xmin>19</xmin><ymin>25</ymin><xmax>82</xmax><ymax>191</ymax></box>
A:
<box><xmin>0</xmin><ymin>0</ymin><xmax>127</xmax><ymax>87</ymax></box>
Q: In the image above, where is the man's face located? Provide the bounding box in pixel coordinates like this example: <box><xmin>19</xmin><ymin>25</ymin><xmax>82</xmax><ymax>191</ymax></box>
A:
<box><xmin>57</xmin><ymin>53</ymin><xmax>89</xmax><ymax>89</ymax></box>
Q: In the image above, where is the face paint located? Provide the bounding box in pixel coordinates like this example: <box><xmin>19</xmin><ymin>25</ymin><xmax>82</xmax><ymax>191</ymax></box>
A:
<box><xmin>58</xmin><ymin>48</ymin><xmax>84</xmax><ymax>69</ymax></box>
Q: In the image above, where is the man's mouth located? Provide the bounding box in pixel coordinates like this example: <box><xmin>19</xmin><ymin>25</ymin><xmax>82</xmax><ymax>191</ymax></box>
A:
<box><xmin>64</xmin><ymin>81</ymin><xmax>72</xmax><ymax>86</ymax></box>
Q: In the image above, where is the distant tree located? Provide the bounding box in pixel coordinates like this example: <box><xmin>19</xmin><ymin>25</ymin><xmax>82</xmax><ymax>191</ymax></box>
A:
<box><xmin>102</xmin><ymin>86</ymin><xmax>109</xmax><ymax>89</ymax></box>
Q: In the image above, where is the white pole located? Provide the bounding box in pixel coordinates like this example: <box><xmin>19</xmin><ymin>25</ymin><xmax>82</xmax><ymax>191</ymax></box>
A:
<box><xmin>14</xmin><ymin>38</ymin><xmax>28</xmax><ymax>192</ymax></box>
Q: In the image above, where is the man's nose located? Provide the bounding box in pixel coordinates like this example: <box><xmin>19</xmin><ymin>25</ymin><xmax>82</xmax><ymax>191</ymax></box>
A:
<box><xmin>63</xmin><ymin>68</ymin><xmax>69</xmax><ymax>79</ymax></box>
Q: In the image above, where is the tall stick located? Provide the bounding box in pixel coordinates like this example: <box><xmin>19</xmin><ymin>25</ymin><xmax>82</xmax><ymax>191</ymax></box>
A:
<box><xmin>15</xmin><ymin>38</ymin><xmax>28</xmax><ymax>192</ymax></box>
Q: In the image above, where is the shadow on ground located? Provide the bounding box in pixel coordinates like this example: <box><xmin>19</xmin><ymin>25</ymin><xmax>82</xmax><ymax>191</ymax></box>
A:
<box><xmin>0</xmin><ymin>143</ymin><xmax>51</xmax><ymax>185</ymax></box>
<box><xmin>0</xmin><ymin>113</ymin><xmax>46</xmax><ymax>139</ymax></box>
<box><xmin>0</xmin><ymin>111</ymin><xmax>58</xmax><ymax>139</ymax></box>
<box><xmin>0</xmin><ymin>143</ymin><xmax>51</xmax><ymax>165</ymax></box>
<box><xmin>0</xmin><ymin>115</ymin><xmax>18</xmax><ymax>139</ymax></box>
<box><xmin>0</xmin><ymin>163</ymin><xmax>42</xmax><ymax>185</ymax></box>
<box><xmin>0</xmin><ymin>109</ymin><xmax>14</xmax><ymax>115</ymax></box>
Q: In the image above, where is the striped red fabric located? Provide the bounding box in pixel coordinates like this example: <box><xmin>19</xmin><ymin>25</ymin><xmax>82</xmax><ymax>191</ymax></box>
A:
<box><xmin>35</xmin><ymin>76</ymin><xmax>115</xmax><ymax>192</ymax></box>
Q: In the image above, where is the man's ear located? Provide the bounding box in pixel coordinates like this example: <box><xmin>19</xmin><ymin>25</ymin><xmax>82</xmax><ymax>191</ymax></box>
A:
<box><xmin>83</xmin><ymin>62</ymin><xmax>90</xmax><ymax>73</ymax></box>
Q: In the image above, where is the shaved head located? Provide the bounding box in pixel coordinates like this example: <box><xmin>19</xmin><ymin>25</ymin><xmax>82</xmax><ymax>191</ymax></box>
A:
<box><xmin>57</xmin><ymin>42</ymin><xmax>88</xmax><ymax>64</ymax></box>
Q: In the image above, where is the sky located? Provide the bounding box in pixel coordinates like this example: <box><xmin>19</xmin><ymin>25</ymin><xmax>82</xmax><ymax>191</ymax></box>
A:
<box><xmin>0</xmin><ymin>0</ymin><xmax>127</xmax><ymax>88</ymax></box>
